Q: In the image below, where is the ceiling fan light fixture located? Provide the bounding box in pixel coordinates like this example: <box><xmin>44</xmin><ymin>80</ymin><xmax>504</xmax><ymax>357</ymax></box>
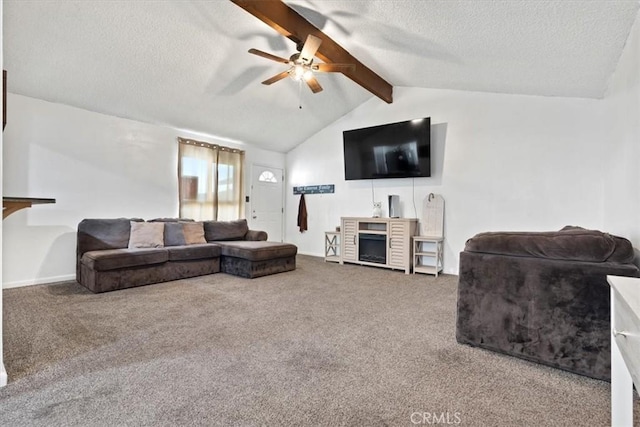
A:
<box><xmin>247</xmin><ymin>32</ymin><xmax>353</xmax><ymax>95</ymax></box>
<box><xmin>291</xmin><ymin>64</ymin><xmax>312</xmax><ymax>81</ymax></box>
<box><xmin>303</xmin><ymin>69</ymin><xmax>313</xmax><ymax>81</ymax></box>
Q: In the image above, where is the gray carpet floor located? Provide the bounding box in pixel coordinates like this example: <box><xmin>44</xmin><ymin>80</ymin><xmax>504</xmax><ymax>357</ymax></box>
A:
<box><xmin>1</xmin><ymin>255</ymin><xmax>638</xmax><ymax>426</ymax></box>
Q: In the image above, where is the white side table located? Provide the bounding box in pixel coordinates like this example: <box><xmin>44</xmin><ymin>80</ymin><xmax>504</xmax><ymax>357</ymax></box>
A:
<box><xmin>608</xmin><ymin>275</ymin><xmax>640</xmax><ymax>427</ymax></box>
<box><xmin>412</xmin><ymin>236</ymin><xmax>443</xmax><ymax>276</ymax></box>
<box><xmin>324</xmin><ymin>231</ymin><xmax>340</xmax><ymax>263</ymax></box>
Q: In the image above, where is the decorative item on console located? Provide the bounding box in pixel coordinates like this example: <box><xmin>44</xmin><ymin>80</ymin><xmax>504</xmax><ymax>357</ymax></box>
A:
<box><xmin>372</xmin><ymin>202</ymin><xmax>382</xmax><ymax>218</ymax></box>
<box><xmin>388</xmin><ymin>195</ymin><xmax>400</xmax><ymax>218</ymax></box>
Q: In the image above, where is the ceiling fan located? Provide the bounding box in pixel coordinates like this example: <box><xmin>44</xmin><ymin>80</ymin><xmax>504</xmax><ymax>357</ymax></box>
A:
<box><xmin>231</xmin><ymin>0</ymin><xmax>392</xmax><ymax>103</ymax></box>
<box><xmin>248</xmin><ymin>34</ymin><xmax>355</xmax><ymax>93</ymax></box>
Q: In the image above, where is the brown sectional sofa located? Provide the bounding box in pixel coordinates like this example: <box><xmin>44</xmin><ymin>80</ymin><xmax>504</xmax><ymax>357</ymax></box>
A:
<box><xmin>77</xmin><ymin>218</ymin><xmax>297</xmax><ymax>293</ymax></box>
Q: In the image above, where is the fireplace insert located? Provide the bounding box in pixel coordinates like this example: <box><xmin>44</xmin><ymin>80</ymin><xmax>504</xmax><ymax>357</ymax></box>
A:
<box><xmin>359</xmin><ymin>233</ymin><xmax>386</xmax><ymax>264</ymax></box>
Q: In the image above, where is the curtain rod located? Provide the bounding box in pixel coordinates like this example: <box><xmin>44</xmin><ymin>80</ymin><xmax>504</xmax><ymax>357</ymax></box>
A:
<box><xmin>177</xmin><ymin>137</ymin><xmax>245</xmax><ymax>154</ymax></box>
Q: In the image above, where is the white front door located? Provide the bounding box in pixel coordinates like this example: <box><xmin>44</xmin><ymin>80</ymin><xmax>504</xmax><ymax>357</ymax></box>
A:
<box><xmin>250</xmin><ymin>164</ymin><xmax>284</xmax><ymax>242</ymax></box>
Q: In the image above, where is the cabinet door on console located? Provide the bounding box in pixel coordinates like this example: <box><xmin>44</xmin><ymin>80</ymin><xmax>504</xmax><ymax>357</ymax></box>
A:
<box><xmin>388</xmin><ymin>221</ymin><xmax>409</xmax><ymax>269</ymax></box>
<box><xmin>341</xmin><ymin>218</ymin><xmax>358</xmax><ymax>262</ymax></box>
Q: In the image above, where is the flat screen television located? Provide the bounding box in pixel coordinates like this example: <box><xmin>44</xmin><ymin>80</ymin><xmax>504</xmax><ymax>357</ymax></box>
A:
<box><xmin>343</xmin><ymin>117</ymin><xmax>431</xmax><ymax>180</ymax></box>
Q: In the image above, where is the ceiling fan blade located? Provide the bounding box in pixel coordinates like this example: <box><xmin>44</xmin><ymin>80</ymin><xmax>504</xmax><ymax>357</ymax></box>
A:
<box><xmin>262</xmin><ymin>70</ymin><xmax>290</xmax><ymax>85</ymax></box>
<box><xmin>299</xmin><ymin>34</ymin><xmax>322</xmax><ymax>64</ymax></box>
<box><xmin>313</xmin><ymin>63</ymin><xmax>356</xmax><ymax>73</ymax></box>
<box><xmin>248</xmin><ymin>48</ymin><xmax>290</xmax><ymax>64</ymax></box>
<box><xmin>305</xmin><ymin>75</ymin><xmax>323</xmax><ymax>93</ymax></box>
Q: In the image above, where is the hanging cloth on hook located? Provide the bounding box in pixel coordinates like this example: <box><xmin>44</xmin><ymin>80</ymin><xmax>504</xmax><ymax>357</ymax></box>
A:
<box><xmin>297</xmin><ymin>194</ymin><xmax>308</xmax><ymax>232</ymax></box>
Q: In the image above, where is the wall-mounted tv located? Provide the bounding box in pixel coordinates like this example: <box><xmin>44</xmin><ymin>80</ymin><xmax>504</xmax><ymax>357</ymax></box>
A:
<box><xmin>343</xmin><ymin>117</ymin><xmax>431</xmax><ymax>180</ymax></box>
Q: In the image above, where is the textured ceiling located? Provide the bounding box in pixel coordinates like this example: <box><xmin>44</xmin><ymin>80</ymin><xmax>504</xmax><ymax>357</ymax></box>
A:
<box><xmin>3</xmin><ymin>1</ymin><xmax>639</xmax><ymax>152</ymax></box>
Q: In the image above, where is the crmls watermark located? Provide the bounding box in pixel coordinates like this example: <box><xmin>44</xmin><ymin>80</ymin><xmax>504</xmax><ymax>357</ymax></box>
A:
<box><xmin>410</xmin><ymin>411</ymin><xmax>462</xmax><ymax>425</ymax></box>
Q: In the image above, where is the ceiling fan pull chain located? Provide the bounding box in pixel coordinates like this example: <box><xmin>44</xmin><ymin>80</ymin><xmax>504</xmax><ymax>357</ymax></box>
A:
<box><xmin>298</xmin><ymin>79</ymin><xmax>303</xmax><ymax>109</ymax></box>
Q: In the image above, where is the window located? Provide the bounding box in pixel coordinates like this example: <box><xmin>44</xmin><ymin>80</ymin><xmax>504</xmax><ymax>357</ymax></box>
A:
<box><xmin>258</xmin><ymin>170</ymin><xmax>278</xmax><ymax>183</ymax></box>
<box><xmin>178</xmin><ymin>138</ymin><xmax>245</xmax><ymax>221</ymax></box>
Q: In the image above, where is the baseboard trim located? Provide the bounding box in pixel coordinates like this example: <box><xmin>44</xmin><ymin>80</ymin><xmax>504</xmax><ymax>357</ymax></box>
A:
<box><xmin>0</xmin><ymin>362</ymin><xmax>7</xmax><ymax>387</ymax></box>
<box><xmin>3</xmin><ymin>274</ymin><xmax>76</xmax><ymax>289</ymax></box>
<box><xmin>296</xmin><ymin>252</ymin><xmax>458</xmax><ymax>275</ymax></box>
<box><xmin>297</xmin><ymin>251</ymin><xmax>324</xmax><ymax>258</ymax></box>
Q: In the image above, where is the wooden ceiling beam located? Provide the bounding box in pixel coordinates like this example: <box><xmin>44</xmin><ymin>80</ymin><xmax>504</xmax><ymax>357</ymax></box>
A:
<box><xmin>230</xmin><ymin>0</ymin><xmax>393</xmax><ymax>103</ymax></box>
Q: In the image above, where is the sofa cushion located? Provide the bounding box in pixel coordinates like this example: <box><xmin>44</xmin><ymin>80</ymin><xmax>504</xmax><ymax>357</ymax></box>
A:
<box><xmin>204</xmin><ymin>219</ymin><xmax>249</xmax><ymax>241</ymax></box>
<box><xmin>166</xmin><ymin>244</ymin><xmax>221</xmax><ymax>261</ymax></box>
<box><xmin>82</xmin><ymin>248</ymin><xmax>168</xmax><ymax>271</ymax></box>
<box><xmin>129</xmin><ymin>222</ymin><xmax>164</xmax><ymax>249</ymax></box>
<box><xmin>214</xmin><ymin>241</ymin><xmax>297</xmax><ymax>261</ymax></box>
<box><xmin>560</xmin><ymin>225</ymin><xmax>635</xmax><ymax>263</ymax></box>
<box><xmin>607</xmin><ymin>235</ymin><xmax>635</xmax><ymax>263</ymax></box>
<box><xmin>465</xmin><ymin>230</ymin><xmax>618</xmax><ymax>263</ymax></box>
<box><xmin>77</xmin><ymin>218</ymin><xmax>144</xmax><ymax>254</ymax></box>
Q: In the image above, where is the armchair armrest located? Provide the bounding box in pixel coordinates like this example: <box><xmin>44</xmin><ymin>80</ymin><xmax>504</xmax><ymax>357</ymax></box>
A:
<box><xmin>245</xmin><ymin>230</ymin><xmax>268</xmax><ymax>241</ymax></box>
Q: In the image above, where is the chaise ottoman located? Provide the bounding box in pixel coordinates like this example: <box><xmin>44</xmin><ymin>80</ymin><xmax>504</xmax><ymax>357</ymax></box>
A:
<box><xmin>213</xmin><ymin>240</ymin><xmax>298</xmax><ymax>278</ymax></box>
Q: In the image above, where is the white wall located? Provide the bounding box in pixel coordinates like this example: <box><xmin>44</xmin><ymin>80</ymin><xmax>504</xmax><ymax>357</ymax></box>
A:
<box><xmin>286</xmin><ymin>87</ymin><xmax>606</xmax><ymax>274</ymax></box>
<box><xmin>2</xmin><ymin>94</ymin><xmax>285</xmax><ymax>287</ymax></box>
<box><xmin>603</xmin><ymin>10</ymin><xmax>640</xmax><ymax>248</ymax></box>
<box><xmin>1</xmin><ymin>1</ymin><xmax>7</xmax><ymax>388</ymax></box>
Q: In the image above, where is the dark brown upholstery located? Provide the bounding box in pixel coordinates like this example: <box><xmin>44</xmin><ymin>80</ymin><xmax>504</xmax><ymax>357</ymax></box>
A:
<box><xmin>464</xmin><ymin>229</ymin><xmax>622</xmax><ymax>262</ymax></box>
<box><xmin>80</xmin><ymin>258</ymin><xmax>220</xmax><ymax>293</ymax></box>
<box><xmin>214</xmin><ymin>241</ymin><xmax>297</xmax><ymax>278</ymax></box>
<box><xmin>559</xmin><ymin>225</ymin><xmax>634</xmax><ymax>263</ymax></box>
<box><xmin>166</xmin><ymin>244</ymin><xmax>221</xmax><ymax>261</ymax></box>
<box><xmin>76</xmin><ymin>218</ymin><xmax>143</xmax><ymax>285</ymax></box>
<box><xmin>245</xmin><ymin>229</ymin><xmax>269</xmax><ymax>241</ymax></box>
<box><xmin>164</xmin><ymin>222</ymin><xmax>188</xmax><ymax>246</ymax></box>
<box><xmin>76</xmin><ymin>218</ymin><xmax>296</xmax><ymax>293</ymax></box>
<box><xmin>76</xmin><ymin>218</ymin><xmax>221</xmax><ymax>293</ymax></box>
<box><xmin>77</xmin><ymin>218</ymin><xmax>143</xmax><ymax>253</ymax></box>
<box><xmin>214</xmin><ymin>241</ymin><xmax>297</xmax><ymax>261</ymax></box>
<box><xmin>203</xmin><ymin>219</ymin><xmax>249</xmax><ymax>241</ymax></box>
<box><xmin>82</xmin><ymin>248</ymin><xmax>168</xmax><ymax>271</ymax></box>
<box><xmin>148</xmin><ymin>218</ymin><xmax>195</xmax><ymax>222</ymax></box>
<box><xmin>456</xmin><ymin>227</ymin><xmax>640</xmax><ymax>381</ymax></box>
<box><xmin>220</xmin><ymin>256</ymin><xmax>296</xmax><ymax>279</ymax></box>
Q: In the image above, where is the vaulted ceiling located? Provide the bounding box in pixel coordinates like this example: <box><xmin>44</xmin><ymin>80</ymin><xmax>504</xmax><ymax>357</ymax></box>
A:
<box><xmin>3</xmin><ymin>1</ymin><xmax>639</xmax><ymax>152</ymax></box>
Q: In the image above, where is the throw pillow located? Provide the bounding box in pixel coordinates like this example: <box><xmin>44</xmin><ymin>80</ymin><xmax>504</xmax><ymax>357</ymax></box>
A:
<box><xmin>164</xmin><ymin>222</ymin><xmax>186</xmax><ymax>246</ymax></box>
<box><xmin>183</xmin><ymin>222</ymin><xmax>207</xmax><ymax>245</ymax></box>
<box><xmin>128</xmin><ymin>221</ymin><xmax>164</xmax><ymax>248</ymax></box>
